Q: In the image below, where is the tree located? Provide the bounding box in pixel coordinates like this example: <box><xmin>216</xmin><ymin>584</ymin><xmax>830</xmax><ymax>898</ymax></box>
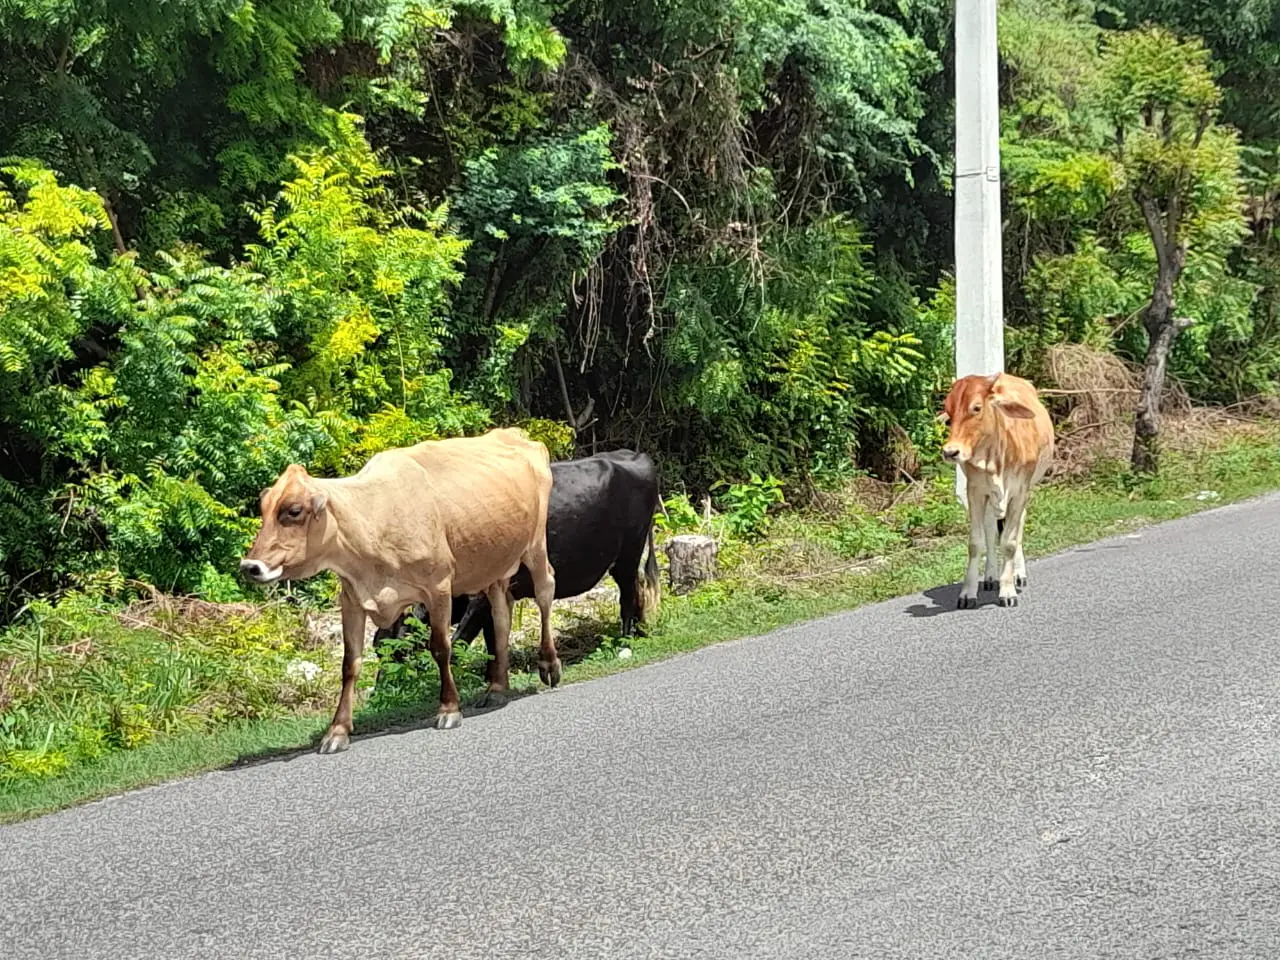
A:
<box><xmin>1093</xmin><ymin>27</ymin><xmax>1246</xmax><ymax>472</ymax></box>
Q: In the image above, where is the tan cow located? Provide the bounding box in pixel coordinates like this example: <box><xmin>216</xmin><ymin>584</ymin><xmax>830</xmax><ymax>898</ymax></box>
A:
<box><xmin>240</xmin><ymin>427</ymin><xmax>557</xmax><ymax>754</ymax></box>
<box><xmin>940</xmin><ymin>373</ymin><xmax>1054</xmax><ymax>608</ymax></box>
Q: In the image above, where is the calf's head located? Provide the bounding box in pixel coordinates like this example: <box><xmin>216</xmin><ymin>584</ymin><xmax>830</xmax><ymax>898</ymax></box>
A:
<box><xmin>940</xmin><ymin>374</ymin><xmax>1037</xmax><ymax>464</ymax></box>
<box><xmin>240</xmin><ymin>464</ymin><xmax>329</xmax><ymax>584</ymax></box>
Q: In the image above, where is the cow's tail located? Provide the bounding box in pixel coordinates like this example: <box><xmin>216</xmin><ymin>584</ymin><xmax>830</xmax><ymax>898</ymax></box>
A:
<box><xmin>636</xmin><ymin>520</ymin><xmax>661</xmax><ymax>624</ymax></box>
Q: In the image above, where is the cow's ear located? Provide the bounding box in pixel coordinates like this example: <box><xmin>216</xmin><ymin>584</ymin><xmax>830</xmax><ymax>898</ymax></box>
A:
<box><xmin>259</xmin><ymin>487</ymin><xmax>270</xmax><ymax>501</ymax></box>
<box><xmin>986</xmin><ymin>372</ymin><xmax>1001</xmax><ymax>386</ymax></box>
<box><xmin>311</xmin><ymin>493</ymin><xmax>328</xmax><ymax>515</ymax></box>
<box><xmin>994</xmin><ymin>398</ymin><xmax>1036</xmax><ymax>419</ymax></box>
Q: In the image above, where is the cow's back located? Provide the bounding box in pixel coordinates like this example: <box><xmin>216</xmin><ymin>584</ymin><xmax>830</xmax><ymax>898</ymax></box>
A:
<box><xmin>365</xmin><ymin>430</ymin><xmax>552</xmax><ymax>593</ymax></box>
<box><xmin>506</xmin><ymin>450</ymin><xmax>658</xmax><ymax>600</ymax></box>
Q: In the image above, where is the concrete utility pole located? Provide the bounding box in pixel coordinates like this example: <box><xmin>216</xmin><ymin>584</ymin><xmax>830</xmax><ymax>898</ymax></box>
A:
<box><xmin>953</xmin><ymin>0</ymin><xmax>1005</xmax><ymax>503</ymax></box>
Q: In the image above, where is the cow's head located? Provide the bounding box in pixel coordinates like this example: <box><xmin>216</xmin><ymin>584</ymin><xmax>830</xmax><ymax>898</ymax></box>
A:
<box><xmin>940</xmin><ymin>373</ymin><xmax>1037</xmax><ymax>464</ymax></box>
<box><xmin>240</xmin><ymin>464</ymin><xmax>329</xmax><ymax>584</ymax></box>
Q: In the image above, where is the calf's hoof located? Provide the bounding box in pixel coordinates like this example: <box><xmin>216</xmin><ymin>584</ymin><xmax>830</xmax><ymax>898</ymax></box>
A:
<box><xmin>317</xmin><ymin>728</ymin><xmax>351</xmax><ymax>755</ymax></box>
<box><xmin>435</xmin><ymin>710</ymin><xmax>463</xmax><ymax>730</ymax></box>
<box><xmin>998</xmin><ymin>593</ymin><xmax>1019</xmax><ymax>608</ymax></box>
<box><xmin>1016</xmin><ymin>575</ymin><xmax>1028</xmax><ymax>588</ymax></box>
<box><xmin>957</xmin><ymin>594</ymin><xmax>979</xmax><ymax>610</ymax></box>
<box><xmin>980</xmin><ymin>578</ymin><xmax>998</xmax><ymax>592</ymax></box>
<box><xmin>538</xmin><ymin>657</ymin><xmax>562</xmax><ymax>688</ymax></box>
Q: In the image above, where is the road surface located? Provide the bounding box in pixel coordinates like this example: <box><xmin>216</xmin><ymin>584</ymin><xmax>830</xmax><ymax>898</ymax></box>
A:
<box><xmin>5</xmin><ymin>495</ymin><xmax>1280</xmax><ymax>958</ymax></box>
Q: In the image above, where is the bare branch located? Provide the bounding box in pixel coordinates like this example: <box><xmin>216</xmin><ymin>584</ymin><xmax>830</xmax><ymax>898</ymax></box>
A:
<box><xmin>1138</xmin><ymin>194</ymin><xmax>1171</xmax><ymax>276</ymax></box>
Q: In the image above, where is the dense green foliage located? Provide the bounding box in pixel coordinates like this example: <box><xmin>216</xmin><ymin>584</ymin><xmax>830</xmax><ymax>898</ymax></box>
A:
<box><xmin>1</xmin><ymin>0</ymin><xmax>1278</xmax><ymax>613</ymax></box>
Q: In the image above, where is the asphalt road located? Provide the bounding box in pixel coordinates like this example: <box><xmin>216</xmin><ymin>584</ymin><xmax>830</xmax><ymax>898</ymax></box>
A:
<box><xmin>5</xmin><ymin>496</ymin><xmax>1280</xmax><ymax>959</ymax></box>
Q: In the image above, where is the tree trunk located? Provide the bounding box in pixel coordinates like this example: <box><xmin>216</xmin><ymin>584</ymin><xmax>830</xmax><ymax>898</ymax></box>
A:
<box><xmin>664</xmin><ymin>535</ymin><xmax>718</xmax><ymax>594</ymax></box>
<box><xmin>1132</xmin><ymin>194</ymin><xmax>1189</xmax><ymax>475</ymax></box>
<box><xmin>1131</xmin><ymin>313</ymin><xmax>1177</xmax><ymax>474</ymax></box>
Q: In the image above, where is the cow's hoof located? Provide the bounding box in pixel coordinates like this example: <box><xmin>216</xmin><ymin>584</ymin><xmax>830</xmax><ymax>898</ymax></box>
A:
<box><xmin>538</xmin><ymin>658</ymin><xmax>562</xmax><ymax>688</ymax></box>
<box><xmin>1016</xmin><ymin>575</ymin><xmax>1028</xmax><ymax>588</ymax></box>
<box><xmin>477</xmin><ymin>688</ymin><xmax>508</xmax><ymax>708</ymax></box>
<box><xmin>435</xmin><ymin>710</ymin><xmax>463</xmax><ymax>730</ymax></box>
<box><xmin>998</xmin><ymin>593</ymin><xmax>1019</xmax><ymax>608</ymax></box>
<box><xmin>317</xmin><ymin>729</ymin><xmax>350</xmax><ymax>755</ymax></box>
<box><xmin>957</xmin><ymin>594</ymin><xmax>979</xmax><ymax>610</ymax></box>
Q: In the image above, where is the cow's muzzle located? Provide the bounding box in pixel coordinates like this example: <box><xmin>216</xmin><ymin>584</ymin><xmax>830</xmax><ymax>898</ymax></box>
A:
<box><xmin>941</xmin><ymin>446</ymin><xmax>961</xmax><ymax>462</ymax></box>
<box><xmin>240</xmin><ymin>558</ymin><xmax>283</xmax><ymax>584</ymax></box>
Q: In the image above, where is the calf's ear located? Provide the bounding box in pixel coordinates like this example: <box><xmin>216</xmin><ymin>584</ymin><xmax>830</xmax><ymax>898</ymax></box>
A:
<box><xmin>311</xmin><ymin>493</ymin><xmax>328</xmax><ymax>514</ymax></box>
<box><xmin>993</xmin><ymin>397</ymin><xmax>1036</xmax><ymax>419</ymax></box>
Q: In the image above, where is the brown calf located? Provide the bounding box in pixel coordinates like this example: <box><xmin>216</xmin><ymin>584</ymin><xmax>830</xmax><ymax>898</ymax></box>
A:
<box><xmin>941</xmin><ymin>373</ymin><xmax>1054</xmax><ymax>608</ymax></box>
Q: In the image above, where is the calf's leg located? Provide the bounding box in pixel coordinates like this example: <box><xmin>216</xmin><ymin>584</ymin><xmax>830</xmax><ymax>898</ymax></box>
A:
<box><xmin>998</xmin><ymin>493</ymin><xmax>1031</xmax><ymax>607</ymax></box>
<box><xmin>981</xmin><ymin>500</ymin><xmax>1000</xmax><ymax>592</ymax></box>
<box><xmin>958</xmin><ymin>479</ymin><xmax>986</xmax><ymax>609</ymax></box>
<box><xmin>319</xmin><ymin>585</ymin><xmax>366</xmax><ymax>754</ymax></box>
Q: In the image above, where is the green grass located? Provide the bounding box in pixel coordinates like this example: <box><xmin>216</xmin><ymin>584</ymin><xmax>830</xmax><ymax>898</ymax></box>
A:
<box><xmin>4</xmin><ymin>431</ymin><xmax>1280</xmax><ymax>824</ymax></box>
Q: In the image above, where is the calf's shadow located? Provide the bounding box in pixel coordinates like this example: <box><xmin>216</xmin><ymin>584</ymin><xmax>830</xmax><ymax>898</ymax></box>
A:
<box><xmin>905</xmin><ymin>583</ymin><xmax>973</xmax><ymax>617</ymax></box>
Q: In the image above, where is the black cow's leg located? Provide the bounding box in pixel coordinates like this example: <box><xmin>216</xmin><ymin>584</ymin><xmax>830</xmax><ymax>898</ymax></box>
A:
<box><xmin>372</xmin><ymin>603</ymin><xmax>429</xmax><ymax>687</ymax></box>
<box><xmin>611</xmin><ymin>543</ymin><xmax>646</xmax><ymax>637</ymax></box>
<box><xmin>480</xmin><ymin>581</ymin><xmax>512</xmax><ymax>706</ymax></box>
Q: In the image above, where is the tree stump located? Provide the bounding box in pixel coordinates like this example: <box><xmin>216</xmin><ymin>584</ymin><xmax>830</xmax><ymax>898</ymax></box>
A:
<box><xmin>664</xmin><ymin>535</ymin><xmax>718</xmax><ymax>594</ymax></box>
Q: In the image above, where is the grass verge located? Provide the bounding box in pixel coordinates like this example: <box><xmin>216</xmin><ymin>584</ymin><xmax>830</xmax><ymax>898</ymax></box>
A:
<box><xmin>3</xmin><ymin>427</ymin><xmax>1280</xmax><ymax>824</ymax></box>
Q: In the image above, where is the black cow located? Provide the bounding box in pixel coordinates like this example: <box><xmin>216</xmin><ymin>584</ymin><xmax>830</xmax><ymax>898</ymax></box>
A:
<box><xmin>373</xmin><ymin>449</ymin><xmax>661</xmax><ymax>677</ymax></box>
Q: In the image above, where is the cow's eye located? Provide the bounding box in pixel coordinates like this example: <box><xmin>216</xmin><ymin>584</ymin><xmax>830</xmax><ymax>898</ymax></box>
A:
<box><xmin>971</xmin><ymin>403</ymin><xmax>982</xmax><ymax>414</ymax></box>
<box><xmin>286</xmin><ymin>504</ymin><xmax>304</xmax><ymax>519</ymax></box>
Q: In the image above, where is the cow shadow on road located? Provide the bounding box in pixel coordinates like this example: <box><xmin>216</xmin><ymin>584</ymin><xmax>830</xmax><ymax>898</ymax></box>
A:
<box><xmin>904</xmin><ymin>583</ymin><xmax>972</xmax><ymax>617</ymax></box>
<box><xmin>222</xmin><ymin>612</ymin><xmax>618</xmax><ymax>773</ymax></box>
<box><xmin>223</xmin><ymin>687</ymin><xmax>539</xmax><ymax>772</ymax></box>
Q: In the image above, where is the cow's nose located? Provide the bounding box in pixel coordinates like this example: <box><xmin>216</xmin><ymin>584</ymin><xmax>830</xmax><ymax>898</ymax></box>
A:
<box><xmin>240</xmin><ymin>559</ymin><xmax>268</xmax><ymax>581</ymax></box>
<box><xmin>941</xmin><ymin>446</ymin><xmax>959</xmax><ymax>462</ymax></box>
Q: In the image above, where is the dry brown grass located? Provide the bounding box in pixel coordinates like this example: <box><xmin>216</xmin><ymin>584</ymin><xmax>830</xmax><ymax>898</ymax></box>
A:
<box><xmin>117</xmin><ymin>593</ymin><xmax>262</xmax><ymax>629</ymax></box>
<box><xmin>114</xmin><ymin>588</ymin><xmax>340</xmax><ymax>650</ymax></box>
<box><xmin>1039</xmin><ymin>343</ymin><xmax>1269</xmax><ymax>475</ymax></box>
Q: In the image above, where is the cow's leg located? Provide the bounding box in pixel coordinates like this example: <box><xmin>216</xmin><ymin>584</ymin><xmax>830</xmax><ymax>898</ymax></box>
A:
<box><xmin>526</xmin><ymin>546</ymin><xmax>560</xmax><ymax>687</ymax></box>
<box><xmin>319</xmin><ymin>586</ymin><xmax>366</xmax><ymax>754</ymax></box>
<box><xmin>480</xmin><ymin>581</ymin><xmax>512</xmax><ymax>705</ymax></box>
<box><xmin>981</xmin><ymin>499</ymin><xmax>1000</xmax><ymax>592</ymax></box>
<box><xmin>612</xmin><ymin>541</ymin><xmax>646</xmax><ymax>637</ymax></box>
<box><xmin>451</xmin><ymin>594</ymin><xmax>497</xmax><ymax>683</ymax></box>
<box><xmin>425</xmin><ymin>592</ymin><xmax>463</xmax><ymax>729</ymax></box>
<box><xmin>958</xmin><ymin>481</ymin><xmax>986</xmax><ymax>609</ymax></box>
<box><xmin>1014</xmin><ymin>509</ymin><xmax>1030</xmax><ymax>587</ymax></box>
<box><xmin>482</xmin><ymin>617</ymin><xmax>497</xmax><ymax>685</ymax></box>
<box><xmin>372</xmin><ymin>603</ymin><xmax>429</xmax><ymax>688</ymax></box>
<box><xmin>998</xmin><ymin>493</ymin><xmax>1032</xmax><ymax>607</ymax></box>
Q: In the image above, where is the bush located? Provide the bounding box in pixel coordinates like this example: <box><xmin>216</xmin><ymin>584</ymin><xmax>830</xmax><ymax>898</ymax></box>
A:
<box><xmin>0</xmin><ymin>595</ymin><xmax>335</xmax><ymax>786</ymax></box>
